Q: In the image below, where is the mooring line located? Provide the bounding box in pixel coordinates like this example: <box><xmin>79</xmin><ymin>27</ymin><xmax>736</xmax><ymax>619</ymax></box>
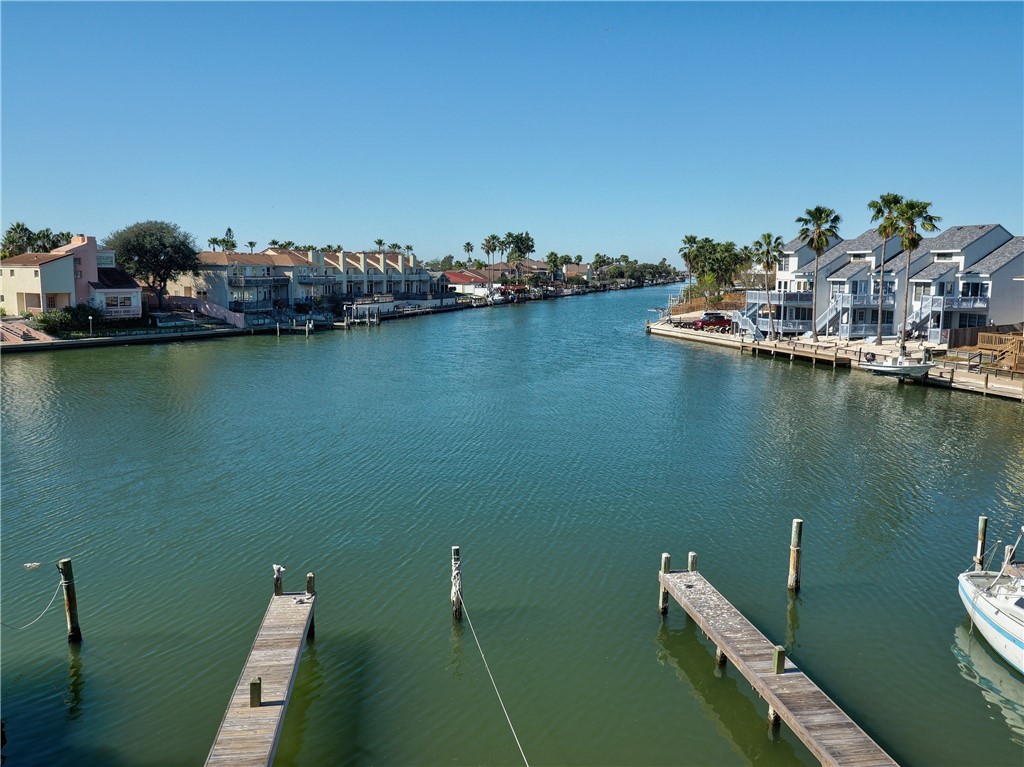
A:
<box><xmin>1</xmin><ymin>580</ymin><xmax>63</xmax><ymax>631</ymax></box>
<box><xmin>460</xmin><ymin>596</ymin><xmax>530</xmax><ymax>767</ymax></box>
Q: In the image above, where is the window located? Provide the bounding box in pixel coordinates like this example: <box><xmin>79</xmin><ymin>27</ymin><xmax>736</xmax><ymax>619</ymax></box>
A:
<box><xmin>119</xmin><ymin>296</ymin><xmax>132</xmax><ymax>307</ymax></box>
<box><xmin>8</xmin><ymin>269</ymin><xmax>13</xmax><ymax>276</ymax></box>
<box><xmin>74</xmin><ymin>257</ymin><xmax>82</xmax><ymax>266</ymax></box>
<box><xmin>106</xmin><ymin>295</ymin><xmax>118</xmax><ymax>308</ymax></box>
<box><xmin>196</xmin><ymin>289</ymin><xmax>208</xmax><ymax>300</ymax></box>
<box><xmin>47</xmin><ymin>296</ymin><xmax>56</xmax><ymax>309</ymax></box>
<box><xmin>958</xmin><ymin>313</ymin><xmax>988</xmax><ymax>328</ymax></box>
<box><xmin>34</xmin><ymin>270</ymin><xmax>38</xmax><ymax>277</ymax></box>
<box><xmin>75</xmin><ymin>271</ymin><xmax>83</xmax><ymax>279</ymax></box>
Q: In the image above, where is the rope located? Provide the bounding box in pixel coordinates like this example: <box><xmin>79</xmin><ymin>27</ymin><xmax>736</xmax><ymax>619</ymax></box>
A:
<box><xmin>1</xmin><ymin>579</ymin><xmax>63</xmax><ymax>631</ymax></box>
<box><xmin>460</xmin><ymin>596</ymin><xmax>530</xmax><ymax>767</ymax></box>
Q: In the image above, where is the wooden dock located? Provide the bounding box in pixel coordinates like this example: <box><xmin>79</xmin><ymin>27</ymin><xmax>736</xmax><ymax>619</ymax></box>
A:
<box><xmin>659</xmin><ymin>566</ymin><xmax>898</xmax><ymax>767</ymax></box>
<box><xmin>206</xmin><ymin>583</ymin><xmax>316</xmax><ymax>767</ymax></box>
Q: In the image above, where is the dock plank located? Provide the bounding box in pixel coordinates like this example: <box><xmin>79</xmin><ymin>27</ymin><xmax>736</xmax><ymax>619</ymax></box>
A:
<box><xmin>661</xmin><ymin>570</ymin><xmax>898</xmax><ymax>767</ymax></box>
<box><xmin>205</xmin><ymin>592</ymin><xmax>316</xmax><ymax>767</ymax></box>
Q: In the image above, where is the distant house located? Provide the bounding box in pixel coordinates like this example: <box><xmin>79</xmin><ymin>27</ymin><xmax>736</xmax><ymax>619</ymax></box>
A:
<box><xmin>0</xmin><ymin>235</ymin><xmax>142</xmax><ymax>319</ymax></box>
<box><xmin>441</xmin><ymin>269</ymin><xmax>491</xmax><ymax>297</ymax></box>
<box><xmin>563</xmin><ymin>263</ymin><xmax>594</xmax><ymax>282</ymax></box>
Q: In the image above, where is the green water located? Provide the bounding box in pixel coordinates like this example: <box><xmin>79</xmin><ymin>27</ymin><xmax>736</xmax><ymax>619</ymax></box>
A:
<box><xmin>2</xmin><ymin>285</ymin><xmax>1022</xmax><ymax>766</ymax></box>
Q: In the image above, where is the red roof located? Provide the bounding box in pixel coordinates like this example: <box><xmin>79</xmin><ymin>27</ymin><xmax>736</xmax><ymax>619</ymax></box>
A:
<box><xmin>443</xmin><ymin>270</ymin><xmax>488</xmax><ymax>285</ymax></box>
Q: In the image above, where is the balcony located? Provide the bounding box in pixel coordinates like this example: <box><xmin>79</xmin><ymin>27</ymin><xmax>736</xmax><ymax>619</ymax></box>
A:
<box><xmin>102</xmin><ymin>305</ymin><xmax>142</xmax><ymax>319</ymax></box>
<box><xmin>229</xmin><ymin>300</ymin><xmax>274</xmax><ymax>313</ymax></box>
<box><xmin>296</xmin><ymin>275</ymin><xmax>337</xmax><ymax>285</ymax></box>
<box><xmin>835</xmin><ymin>293</ymin><xmax>895</xmax><ymax>308</ymax></box>
<box><xmin>228</xmin><ymin>276</ymin><xmax>290</xmax><ymax>287</ymax></box>
<box><xmin>919</xmin><ymin>294</ymin><xmax>989</xmax><ymax>312</ymax></box>
<box><xmin>839</xmin><ymin>322</ymin><xmax>893</xmax><ymax>338</ymax></box>
<box><xmin>746</xmin><ymin>290</ymin><xmax>813</xmax><ymax>306</ymax></box>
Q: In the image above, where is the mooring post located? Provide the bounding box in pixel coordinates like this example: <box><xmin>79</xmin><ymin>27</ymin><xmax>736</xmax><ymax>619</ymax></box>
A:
<box><xmin>658</xmin><ymin>553</ymin><xmax>671</xmax><ymax>615</ymax></box>
<box><xmin>451</xmin><ymin>545</ymin><xmax>463</xmax><ymax>621</ymax></box>
<box><xmin>715</xmin><ymin>647</ymin><xmax>726</xmax><ymax>667</ymax></box>
<box><xmin>249</xmin><ymin>676</ymin><xmax>262</xmax><ymax>707</ymax></box>
<box><xmin>306</xmin><ymin>572</ymin><xmax>316</xmax><ymax>639</ymax></box>
<box><xmin>687</xmin><ymin>551</ymin><xmax>697</xmax><ymax>572</ymax></box>
<box><xmin>788</xmin><ymin>519</ymin><xmax>803</xmax><ymax>592</ymax></box>
<box><xmin>57</xmin><ymin>558</ymin><xmax>82</xmax><ymax>643</ymax></box>
<box><xmin>975</xmin><ymin>516</ymin><xmax>988</xmax><ymax>571</ymax></box>
<box><xmin>274</xmin><ymin>572</ymin><xmax>284</xmax><ymax>596</ymax></box>
<box><xmin>772</xmin><ymin>645</ymin><xmax>786</xmax><ymax>674</ymax></box>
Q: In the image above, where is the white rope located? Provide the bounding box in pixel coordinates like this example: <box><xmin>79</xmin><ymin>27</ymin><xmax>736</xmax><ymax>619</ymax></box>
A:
<box><xmin>1</xmin><ymin>579</ymin><xmax>63</xmax><ymax>631</ymax></box>
<box><xmin>460</xmin><ymin>596</ymin><xmax>530</xmax><ymax>767</ymax></box>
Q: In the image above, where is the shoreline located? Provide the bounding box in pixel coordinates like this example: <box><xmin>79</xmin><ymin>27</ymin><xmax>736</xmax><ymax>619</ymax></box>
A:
<box><xmin>647</xmin><ymin>319</ymin><xmax>1024</xmax><ymax>402</ymax></box>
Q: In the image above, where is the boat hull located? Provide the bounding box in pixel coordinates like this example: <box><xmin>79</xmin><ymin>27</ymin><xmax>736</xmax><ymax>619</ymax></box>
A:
<box><xmin>958</xmin><ymin>572</ymin><xmax>1024</xmax><ymax>675</ymax></box>
<box><xmin>860</xmin><ymin>361</ymin><xmax>935</xmax><ymax>378</ymax></box>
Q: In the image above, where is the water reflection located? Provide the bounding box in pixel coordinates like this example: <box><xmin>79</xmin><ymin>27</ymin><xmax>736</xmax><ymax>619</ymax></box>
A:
<box><xmin>63</xmin><ymin>645</ymin><xmax>84</xmax><ymax>721</ymax></box>
<box><xmin>448</xmin><ymin>620</ymin><xmax>465</xmax><ymax>679</ymax></box>
<box><xmin>785</xmin><ymin>593</ymin><xmax>801</xmax><ymax>652</ymax></box>
<box><xmin>951</xmin><ymin>622</ymin><xmax>1024</xmax><ymax>746</ymax></box>
<box><xmin>655</xmin><ymin>622</ymin><xmax>809</xmax><ymax>765</ymax></box>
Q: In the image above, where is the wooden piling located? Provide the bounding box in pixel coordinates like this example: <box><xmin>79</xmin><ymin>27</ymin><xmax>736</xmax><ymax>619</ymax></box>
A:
<box><xmin>249</xmin><ymin>677</ymin><xmax>262</xmax><ymax>708</ymax></box>
<box><xmin>451</xmin><ymin>545</ymin><xmax>463</xmax><ymax>621</ymax></box>
<box><xmin>788</xmin><ymin>519</ymin><xmax>803</xmax><ymax>592</ymax></box>
<box><xmin>772</xmin><ymin>645</ymin><xmax>786</xmax><ymax>674</ymax></box>
<box><xmin>57</xmin><ymin>558</ymin><xmax>82</xmax><ymax>643</ymax></box>
<box><xmin>659</xmin><ymin>553</ymin><xmax>671</xmax><ymax>615</ymax></box>
<box><xmin>274</xmin><ymin>574</ymin><xmax>283</xmax><ymax>596</ymax></box>
<box><xmin>687</xmin><ymin>551</ymin><xmax>697</xmax><ymax>572</ymax></box>
<box><xmin>306</xmin><ymin>573</ymin><xmax>316</xmax><ymax>639</ymax></box>
<box><xmin>975</xmin><ymin>516</ymin><xmax>988</xmax><ymax>571</ymax></box>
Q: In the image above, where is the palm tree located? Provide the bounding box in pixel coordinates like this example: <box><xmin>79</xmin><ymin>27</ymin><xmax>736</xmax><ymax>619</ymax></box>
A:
<box><xmin>2</xmin><ymin>221</ymin><xmax>36</xmax><ymax>258</ymax></box>
<box><xmin>894</xmin><ymin>199</ymin><xmax>941</xmax><ymax>355</ymax></box>
<box><xmin>678</xmin><ymin>235</ymin><xmax>700</xmax><ymax>279</ymax></box>
<box><xmin>268</xmin><ymin>239</ymin><xmax>281</xmax><ymax>248</ymax></box>
<box><xmin>751</xmin><ymin>233</ymin><xmax>784</xmax><ymax>340</ymax></box>
<box><xmin>281</xmin><ymin>240</ymin><xmax>295</xmax><ymax>249</ymax></box>
<box><xmin>463</xmin><ymin>242</ymin><xmax>474</xmax><ymax>262</ymax></box>
<box><xmin>867</xmin><ymin>193</ymin><xmax>904</xmax><ymax>345</ymax></box>
<box><xmin>388</xmin><ymin>242</ymin><xmax>401</xmax><ymax>253</ymax></box>
<box><xmin>208</xmin><ymin>237</ymin><xmax>220</xmax><ymax>252</ymax></box>
<box><xmin>247</xmin><ymin>240</ymin><xmax>257</xmax><ymax>253</ymax></box>
<box><xmin>405</xmin><ymin>245</ymin><xmax>414</xmax><ymax>262</ymax></box>
<box><xmin>482</xmin><ymin>234</ymin><xmax>500</xmax><ymax>290</ymax></box>
<box><xmin>795</xmin><ymin>206</ymin><xmax>842</xmax><ymax>342</ymax></box>
<box><xmin>374</xmin><ymin>238</ymin><xmax>384</xmax><ymax>253</ymax></box>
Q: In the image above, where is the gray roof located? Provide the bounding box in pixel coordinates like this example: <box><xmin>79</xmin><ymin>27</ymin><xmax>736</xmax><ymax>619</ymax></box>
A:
<box><xmin>827</xmin><ymin>260</ymin><xmax>871</xmax><ymax>281</ymax></box>
<box><xmin>962</xmin><ymin>236</ymin><xmax>1024</xmax><ymax>275</ymax></box>
<box><xmin>782</xmin><ymin>236</ymin><xmax>804</xmax><ymax>253</ymax></box>
<box><xmin>793</xmin><ymin>229</ymin><xmax>880</xmax><ymax>277</ymax></box>
<box><xmin>910</xmin><ymin>261</ymin><xmax>956</xmax><ymax>282</ymax></box>
<box><xmin>89</xmin><ymin>267</ymin><xmax>139</xmax><ymax>290</ymax></box>
<box><xmin>913</xmin><ymin>224</ymin><xmax>1003</xmax><ymax>254</ymax></box>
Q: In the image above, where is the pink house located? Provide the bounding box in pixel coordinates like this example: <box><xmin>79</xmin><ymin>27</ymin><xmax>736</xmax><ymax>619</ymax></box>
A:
<box><xmin>0</xmin><ymin>235</ymin><xmax>142</xmax><ymax>318</ymax></box>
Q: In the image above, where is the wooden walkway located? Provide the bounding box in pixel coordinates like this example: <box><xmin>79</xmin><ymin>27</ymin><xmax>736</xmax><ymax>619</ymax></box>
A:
<box><xmin>206</xmin><ymin>589</ymin><xmax>316</xmax><ymax>767</ymax></box>
<box><xmin>660</xmin><ymin>568</ymin><xmax>898</xmax><ymax>767</ymax></box>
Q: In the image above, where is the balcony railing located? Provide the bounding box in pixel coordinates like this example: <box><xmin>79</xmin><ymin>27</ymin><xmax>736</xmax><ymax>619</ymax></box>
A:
<box><xmin>839</xmin><ymin>322</ymin><xmax>893</xmax><ymax>338</ymax></box>
<box><xmin>296</xmin><ymin>275</ymin><xmax>337</xmax><ymax>285</ymax></box>
<box><xmin>746</xmin><ymin>290</ymin><xmax>814</xmax><ymax>306</ymax></box>
<box><xmin>920</xmin><ymin>294</ymin><xmax>989</xmax><ymax>311</ymax></box>
<box><xmin>836</xmin><ymin>293</ymin><xmax>895</xmax><ymax>308</ymax></box>
<box><xmin>228</xmin><ymin>276</ymin><xmax>290</xmax><ymax>287</ymax></box>
<box><xmin>102</xmin><ymin>305</ymin><xmax>142</xmax><ymax>318</ymax></box>
<box><xmin>229</xmin><ymin>300</ymin><xmax>274</xmax><ymax>313</ymax></box>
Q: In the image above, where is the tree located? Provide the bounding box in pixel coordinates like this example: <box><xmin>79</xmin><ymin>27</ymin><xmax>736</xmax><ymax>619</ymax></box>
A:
<box><xmin>247</xmin><ymin>240</ymin><xmax>257</xmax><ymax>253</ymax></box>
<box><xmin>222</xmin><ymin>228</ymin><xmax>237</xmax><ymax>252</ymax></box>
<box><xmin>2</xmin><ymin>222</ymin><xmax>36</xmax><ymax>258</ymax></box>
<box><xmin>281</xmin><ymin>240</ymin><xmax>295</xmax><ymax>249</ymax></box>
<box><xmin>893</xmin><ymin>199</ymin><xmax>941</xmax><ymax>355</ymax></box>
<box><xmin>482</xmin><ymin>234</ymin><xmax>500</xmax><ymax>289</ymax></box>
<box><xmin>208</xmin><ymin>237</ymin><xmax>220</xmax><ymax>252</ymax></box>
<box><xmin>388</xmin><ymin>242</ymin><xmax>401</xmax><ymax>253</ymax></box>
<box><xmin>795</xmin><ymin>206</ymin><xmax>842</xmax><ymax>342</ymax></box>
<box><xmin>752</xmin><ymin>233</ymin><xmax>784</xmax><ymax>340</ymax></box>
<box><xmin>546</xmin><ymin>250</ymin><xmax>560</xmax><ymax>281</ymax></box>
<box><xmin>374</xmin><ymin>239</ymin><xmax>385</xmax><ymax>252</ymax></box>
<box><xmin>105</xmin><ymin>221</ymin><xmax>200</xmax><ymax>310</ymax></box>
<box><xmin>463</xmin><ymin>241</ymin><xmax>474</xmax><ymax>261</ymax></box>
<box><xmin>678</xmin><ymin>235</ymin><xmax>700</xmax><ymax>278</ymax></box>
<box><xmin>268</xmin><ymin>239</ymin><xmax>281</xmax><ymax>248</ymax></box>
<box><xmin>867</xmin><ymin>193</ymin><xmax>904</xmax><ymax>344</ymax></box>
<box><xmin>405</xmin><ymin>245</ymin><xmax>414</xmax><ymax>261</ymax></box>
<box><xmin>574</xmin><ymin>254</ymin><xmax>582</xmax><ymax>265</ymax></box>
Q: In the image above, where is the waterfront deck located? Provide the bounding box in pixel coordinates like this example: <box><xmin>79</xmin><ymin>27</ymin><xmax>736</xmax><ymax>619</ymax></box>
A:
<box><xmin>647</xmin><ymin>320</ymin><xmax>1023</xmax><ymax>401</ymax></box>
<box><xmin>660</xmin><ymin>568</ymin><xmax>898</xmax><ymax>767</ymax></box>
<box><xmin>205</xmin><ymin>589</ymin><xmax>316</xmax><ymax>767</ymax></box>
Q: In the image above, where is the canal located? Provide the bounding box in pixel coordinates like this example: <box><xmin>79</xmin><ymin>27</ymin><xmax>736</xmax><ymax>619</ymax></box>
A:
<box><xmin>2</xmin><ymin>284</ymin><xmax>1022</xmax><ymax>766</ymax></box>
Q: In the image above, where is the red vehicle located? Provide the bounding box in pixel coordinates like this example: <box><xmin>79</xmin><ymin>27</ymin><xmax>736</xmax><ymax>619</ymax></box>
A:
<box><xmin>691</xmin><ymin>312</ymin><xmax>732</xmax><ymax>332</ymax></box>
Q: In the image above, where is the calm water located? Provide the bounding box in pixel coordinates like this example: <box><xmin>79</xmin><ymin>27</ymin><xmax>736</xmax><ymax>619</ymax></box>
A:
<box><xmin>2</xmin><ymin>285</ymin><xmax>1022</xmax><ymax>766</ymax></box>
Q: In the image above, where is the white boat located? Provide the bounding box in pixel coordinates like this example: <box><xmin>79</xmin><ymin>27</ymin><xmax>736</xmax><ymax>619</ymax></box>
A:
<box><xmin>957</xmin><ymin>526</ymin><xmax>1024</xmax><ymax>676</ymax></box>
<box><xmin>860</xmin><ymin>354</ymin><xmax>936</xmax><ymax>379</ymax></box>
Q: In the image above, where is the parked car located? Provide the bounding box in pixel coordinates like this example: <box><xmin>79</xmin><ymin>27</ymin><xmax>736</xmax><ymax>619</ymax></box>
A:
<box><xmin>692</xmin><ymin>312</ymin><xmax>732</xmax><ymax>332</ymax></box>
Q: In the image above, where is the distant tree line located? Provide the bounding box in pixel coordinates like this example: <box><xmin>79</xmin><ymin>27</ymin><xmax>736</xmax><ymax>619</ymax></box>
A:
<box><xmin>1</xmin><ymin>222</ymin><xmax>73</xmax><ymax>258</ymax></box>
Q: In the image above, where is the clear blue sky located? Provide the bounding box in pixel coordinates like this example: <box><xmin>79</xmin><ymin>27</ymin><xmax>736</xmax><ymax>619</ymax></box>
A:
<box><xmin>3</xmin><ymin>2</ymin><xmax>1022</xmax><ymax>266</ymax></box>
